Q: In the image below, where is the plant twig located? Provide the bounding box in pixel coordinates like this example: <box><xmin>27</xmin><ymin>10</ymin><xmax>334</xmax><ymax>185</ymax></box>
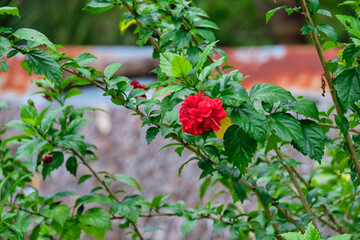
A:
<box><xmin>299</xmin><ymin>0</ymin><xmax>360</xmax><ymax>180</ymax></box>
<box><xmin>317</xmin><ymin>122</ymin><xmax>360</xmax><ymax>135</ymax></box>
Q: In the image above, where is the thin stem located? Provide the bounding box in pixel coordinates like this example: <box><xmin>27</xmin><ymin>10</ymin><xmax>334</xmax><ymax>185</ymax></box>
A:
<box><xmin>317</xmin><ymin>122</ymin><xmax>360</xmax><ymax>135</ymax></box>
<box><xmin>299</xmin><ymin>0</ymin><xmax>360</xmax><ymax>180</ymax></box>
<box><xmin>275</xmin><ymin>149</ymin><xmax>318</xmax><ymax>229</ymax></box>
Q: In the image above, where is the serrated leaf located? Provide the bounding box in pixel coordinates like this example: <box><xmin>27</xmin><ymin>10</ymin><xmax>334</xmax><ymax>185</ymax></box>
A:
<box><xmin>25</xmin><ymin>50</ymin><xmax>61</xmax><ymax>82</ymax></box>
<box><xmin>104</xmin><ymin>63</ymin><xmax>122</xmax><ymax>79</ymax></box>
<box><xmin>298</xmin><ymin>120</ymin><xmax>325</xmax><ymax>163</ymax></box>
<box><xmin>304</xmin><ymin>222</ymin><xmax>320</xmax><ymax>240</ymax></box>
<box><xmin>306</xmin><ymin>188</ymin><xmax>318</xmax><ymax>204</ymax></box>
<box><xmin>317</xmin><ymin>9</ymin><xmax>332</xmax><ymax>18</ymax></box>
<box><xmin>213</xmin><ymin>220</ymin><xmax>228</xmax><ymax>233</ymax></box>
<box><xmin>269</xmin><ymin>112</ymin><xmax>304</xmax><ymax>146</ymax></box>
<box><xmin>0</xmin><ymin>6</ymin><xmax>19</xmax><ymax>17</ymax></box>
<box><xmin>224</xmin><ymin>125</ymin><xmax>257</xmax><ymax>172</ymax></box>
<box><xmin>152</xmin><ymin>84</ymin><xmax>185</xmax><ymax>99</ymax></box>
<box><xmin>41</xmin><ymin>106</ymin><xmax>65</xmax><ymax>134</ymax></box>
<box><xmin>281</xmin><ymin>98</ymin><xmax>320</xmax><ymax>120</ymax></box>
<box><xmin>65</xmin><ymin>88</ymin><xmax>83</xmax><ymax>99</ymax></box>
<box><xmin>334</xmin><ymin>68</ymin><xmax>360</xmax><ymax>111</ymax></box>
<box><xmin>301</xmin><ymin>24</ymin><xmax>315</xmax><ymax>35</ymax></box>
<box><xmin>113</xmin><ymin>174</ymin><xmax>142</xmax><ymax>193</ymax></box>
<box><xmin>230</xmin><ymin>103</ymin><xmax>267</xmax><ymax>142</ymax></box>
<box><xmin>249</xmin><ymin>83</ymin><xmax>295</xmax><ymax>104</ymax></box>
<box><xmin>174</xmin><ymin>29</ymin><xmax>192</xmax><ymax>50</ymax></box>
<box><xmin>45</xmin><ymin>190</ymin><xmax>78</xmax><ymax>200</ymax></box>
<box><xmin>146</xmin><ymin>127</ymin><xmax>159</xmax><ymax>144</ymax></box>
<box><xmin>0</xmin><ymin>36</ymin><xmax>11</xmax><ymax>57</ymax></box>
<box><xmin>317</xmin><ymin>24</ymin><xmax>337</xmax><ymax>42</ymax></box>
<box><xmin>198</xmin><ymin>57</ymin><xmax>223</xmax><ymax>81</ymax></box>
<box><xmin>111</xmin><ymin>202</ymin><xmax>140</xmax><ymax>222</ymax></box>
<box><xmin>41</xmin><ymin>152</ymin><xmax>64</xmax><ymax>179</ymax></box>
<box><xmin>335</xmin><ymin>114</ymin><xmax>349</xmax><ymax>135</ymax></box>
<box><xmin>15</xmin><ymin>138</ymin><xmax>47</xmax><ymax>160</ymax></box>
<box><xmin>14</xmin><ymin>28</ymin><xmax>55</xmax><ymax>50</ymax></box>
<box><xmin>233</xmin><ymin>181</ymin><xmax>247</xmax><ymax>202</ymax></box>
<box><xmin>221</xmin><ymin>84</ymin><xmax>250</xmax><ymax>107</ymax></box>
<box><xmin>79</xmin><ymin>208</ymin><xmax>111</xmax><ymax>229</ymax></box>
<box><xmin>181</xmin><ymin>219</ymin><xmax>198</xmax><ymax>237</ymax></box>
<box><xmin>171</xmin><ymin>55</ymin><xmax>192</xmax><ymax>78</ymax></box>
<box><xmin>20</xmin><ymin>104</ymin><xmax>37</xmax><ymax>125</ymax></box>
<box><xmin>342</xmin><ymin>44</ymin><xmax>360</xmax><ymax>66</ymax></box>
<box><xmin>160</xmin><ymin>52</ymin><xmax>176</xmax><ymax>77</ymax></box>
<box><xmin>195</xmin><ymin>41</ymin><xmax>217</xmax><ymax>71</ymax></box>
<box><xmin>193</xmin><ymin>19</ymin><xmax>219</xmax><ymax>30</ymax></box>
<box><xmin>75</xmin><ymin>52</ymin><xmax>97</xmax><ymax>66</ymax></box>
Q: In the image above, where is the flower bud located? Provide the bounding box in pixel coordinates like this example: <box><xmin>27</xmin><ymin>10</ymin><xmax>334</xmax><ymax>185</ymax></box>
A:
<box><xmin>42</xmin><ymin>154</ymin><xmax>54</xmax><ymax>164</ymax></box>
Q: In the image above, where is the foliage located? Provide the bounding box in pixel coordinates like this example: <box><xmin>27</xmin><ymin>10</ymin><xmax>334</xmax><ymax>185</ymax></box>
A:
<box><xmin>0</xmin><ymin>0</ymin><xmax>360</xmax><ymax>239</ymax></box>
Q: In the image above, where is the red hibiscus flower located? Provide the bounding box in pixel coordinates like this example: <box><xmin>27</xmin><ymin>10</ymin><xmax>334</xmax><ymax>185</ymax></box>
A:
<box><xmin>130</xmin><ymin>80</ymin><xmax>147</xmax><ymax>98</ymax></box>
<box><xmin>179</xmin><ymin>91</ymin><xmax>227</xmax><ymax>136</ymax></box>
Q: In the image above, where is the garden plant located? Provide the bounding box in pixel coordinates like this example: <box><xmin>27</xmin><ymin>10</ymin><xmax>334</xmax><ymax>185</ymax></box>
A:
<box><xmin>0</xmin><ymin>0</ymin><xmax>360</xmax><ymax>239</ymax></box>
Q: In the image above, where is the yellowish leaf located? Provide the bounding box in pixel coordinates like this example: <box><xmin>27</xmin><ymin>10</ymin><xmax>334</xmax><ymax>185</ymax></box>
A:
<box><xmin>215</xmin><ymin>116</ymin><xmax>232</xmax><ymax>139</ymax></box>
<box><xmin>119</xmin><ymin>19</ymin><xmax>136</xmax><ymax>33</ymax></box>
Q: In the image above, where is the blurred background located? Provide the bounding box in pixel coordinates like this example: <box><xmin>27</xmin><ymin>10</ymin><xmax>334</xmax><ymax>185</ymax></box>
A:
<box><xmin>0</xmin><ymin>0</ymin><xmax>355</xmax><ymax>239</ymax></box>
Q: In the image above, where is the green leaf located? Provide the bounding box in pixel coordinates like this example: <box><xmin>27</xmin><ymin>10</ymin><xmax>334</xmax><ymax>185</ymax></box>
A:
<box><xmin>41</xmin><ymin>152</ymin><xmax>64</xmax><ymax>178</ymax></box>
<box><xmin>20</xmin><ymin>104</ymin><xmax>38</xmax><ymax>125</ymax></box>
<box><xmin>181</xmin><ymin>219</ymin><xmax>198</xmax><ymax>237</ymax></box>
<box><xmin>298</xmin><ymin>120</ymin><xmax>325</xmax><ymax>163</ymax></box>
<box><xmin>58</xmin><ymin>135</ymin><xmax>86</xmax><ymax>155</ymax></box>
<box><xmin>41</xmin><ymin>106</ymin><xmax>65</xmax><ymax>134</ymax></box>
<box><xmin>306</xmin><ymin>188</ymin><xmax>318</xmax><ymax>204</ymax></box>
<box><xmin>213</xmin><ymin>220</ymin><xmax>228</xmax><ymax>233</ymax></box>
<box><xmin>75</xmin><ymin>193</ymin><xmax>113</xmax><ymax>206</ymax></box>
<box><xmin>78</xmin><ymin>174</ymin><xmax>92</xmax><ymax>184</ymax></box>
<box><xmin>52</xmin><ymin>205</ymin><xmax>70</xmax><ymax>226</ymax></box>
<box><xmin>45</xmin><ymin>190</ymin><xmax>78</xmax><ymax>200</ymax></box>
<box><xmin>280</xmin><ymin>232</ymin><xmax>304</xmax><ymax>240</ymax></box>
<box><xmin>146</xmin><ymin>127</ymin><xmax>159</xmax><ymax>144</ymax></box>
<box><xmin>196</xmin><ymin>28</ymin><xmax>216</xmax><ymax>42</ymax></box>
<box><xmin>301</xmin><ymin>24</ymin><xmax>315</xmax><ymax>35</ymax></box>
<box><xmin>342</xmin><ymin>44</ymin><xmax>360</xmax><ymax>66</ymax></box>
<box><xmin>200</xmin><ymin>177</ymin><xmax>211</xmax><ymax>200</ymax></box>
<box><xmin>108</xmin><ymin>76</ymin><xmax>130</xmax><ymax>86</ymax></box>
<box><xmin>308</xmin><ymin>0</ymin><xmax>319</xmax><ymax>13</ymax></box>
<box><xmin>62</xmin><ymin>221</ymin><xmax>81</xmax><ymax>240</ymax></box>
<box><xmin>195</xmin><ymin>41</ymin><xmax>217</xmax><ymax>71</ymax></box>
<box><xmin>269</xmin><ymin>113</ymin><xmax>304</xmax><ymax>146</ymax></box>
<box><xmin>249</xmin><ymin>83</ymin><xmax>295</xmax><ymax>104</ymax></box>
<box><xmin>256</xmin><ymin>187</ymin><xmax>270</xmax><ymax>206</ymax></box>
<box><xmin>83</xmin><ymin>0</ymin><xmax>114</xmax><ymax>14</ymax></box>
<box><xmin>317</xmin><ymin>9</ymin><xmax>332</xmax><ymax>18</ymax></box>
<box><xmin>230</xmin><ymin>103</ymin><xmax>267</xmax><ymax>142</ymax></box>
<box><xmin>221</xmin><ymin>84</ymin><xmax>250</xmax><ymax>107</ymax></box>
<box><xmin>159</xmin><ymin>52</ymin><xmax>176</xmax><ymax>77</ymax></box>
<box><xmin>75</xmin><ymin>52</ymin><xmax>97</xmax><ymax>66</ymax></box>
<box><xmin>66</xmin><ymin>117</ymin><xmax>91</xmax><ymax>135</ymax></box>
<box><xmin>233</xmin><ymin>181</ymin><xmax>247</xmax><ymax>202</ymax></box>
<box><xmin>0</xmin><ymin>6</ymin><xmax>19</xmax><ymax>17</ymax></box>
<box><xmin>152</xmin><ymin>83</ymin><xmax>185</xmax><ymax>99</ymax></box>
<box><xmin>0</xmin><ymin>59</ymin><xmax>9</xmax><ymax>72</ymax></box>
<box><xmin>174</xmin><ymin>29</ymin><xmax>192</xmax><ymax>50</ymax></box>
<box><xmin>281</xmin><ymin>98</ymin><xmax>320</xmax><ymax>120</ymax></box>
<box><xmin>66</xmin><ymin>156</ymin><xmax>78</xmax><ymax>176</ymax></box>
<box><xmin>193</xmin><ymin>19</ymin><xmax>219</xmax><ymax>30</ymax></box>
<box><xmin>316</xmin><ymin>24</ymin><xmax>337</xmax><ymax>42</ymax></box>
<box><xmin>335</xmin><ymin>114</ymin><xmax>349</xmax><ymax>135</ymax></box>
<box><xmin>25</xmin><ymin>50</ymin><xmax>61</xmax><ymax>82</ymax></box>
<box><xmin>14</xmin><ymin>28</ymin><xmax>55</xmax><ymax>50</ymax></box>
<box><xmin>104</xmin><ymin>63</ymin><xmax>122</xmax><ymax>79</ymax></box>
<box><xmin>65</xmin><ymin>88</ymin><xmax>83</xmax><ymax>99</ymax></box>
<box><xmin>0</xmin><ymin>36</ymin><xmax>11</xmax><ymax>57</ymax></box>
<box><xmin>171</xmin><ymin>55</ymin><xmax>193</xmax><ymax>78</ymax></box>
<box><xmin>303</xmin><ymin>222</ymin><xmax>320</xmax><ymax>240</ymax></box>
<box><xmin>113</xmin><ymin>173</ymin><xmax>142</xmax><ymax>193</ymax></box>
<box><xmin>224</xmin><ymin>125</ymin><xmax>257</xmax><ymax>172</ymax></box>
<box><xmin>111</xmin><ymin>202</ymin><xmax>140</xmax><ymax>222</ymax></box>
<box><xmin>80</xmin><ymin>224</ymin><xmax>106</xmax><ymax>239</ymax></box>
<box><xmin>165</xmin><ymin>110</ymin><xmax>178</xmax><ymax>124</ymax></box>
<box><xmin>79</xmin><ymin>208</ymin><xmax>111</xmax><ymax>229</ymax></box>
<box><xmin>334</xmin><ymin>68</ymin><xmax>360</xmax><ymax>111</ymax></box>
<box><xmin>327</xmin><ymin>234</ymin><xmax>353</xmax><ymax>240</ymax></box>
<box><xmin>266</xmin><ymin>6</ymin><xmax>288</xmax><ymax>24</ymax></box>
<box><xmin>15</xmin><ymin>138</ymin><xmax>47</xmax><ymax>160</ymax></box>
<box><xmin>198</xmin><ymin>57</ymin><xmax>224</xmax><ymax>81</ymax></box>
